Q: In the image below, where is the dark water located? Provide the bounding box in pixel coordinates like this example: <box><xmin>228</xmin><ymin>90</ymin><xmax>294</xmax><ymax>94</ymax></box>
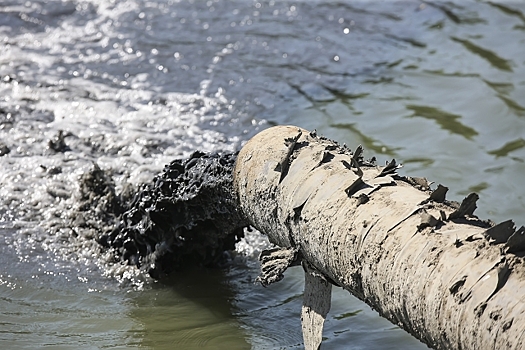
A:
<box><xmin>1</xmin><ymin>0</ymin><xmax>524</xmax><ymax>349</ymax></box>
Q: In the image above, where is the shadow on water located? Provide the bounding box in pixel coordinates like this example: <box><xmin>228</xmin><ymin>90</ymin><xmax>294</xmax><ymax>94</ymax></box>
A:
<box><xmin>488</xmin><ymin>138</ymin><xmax>525</xmax><ymax>158</ymax></box>
<box><xmin>483</xmin><ymin>80</ymin><xmax>525</xmax><ymax>117</ymax></box>
<box><xmin>128</xmin><ymin>266</ymin><xmax>250</xmax><ymax>350</ymax></box>
<box><xmin>450</xmin><ymin>37</ymin><xmax>513</xmax><ymax>72</ymax></box>
<box><xmin>330</xmin><ymin>122</ymin><xmax>400</xmax><ymax>156</ymax></box>
<box><xmin>405</xmin><ymin>104</ymin><xmax>478</xmax><ymax>140</ymax></box>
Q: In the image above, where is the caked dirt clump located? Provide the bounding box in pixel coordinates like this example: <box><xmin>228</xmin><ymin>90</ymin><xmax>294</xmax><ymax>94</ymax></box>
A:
<box><xmin>99</xmin><ymin>151</ymin><xmax>248</xmax><ymax>279</ymax></box>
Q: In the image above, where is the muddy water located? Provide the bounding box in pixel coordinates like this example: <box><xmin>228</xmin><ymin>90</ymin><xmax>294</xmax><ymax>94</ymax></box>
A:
<box><xmin>1</xmin><ymin>0</ymin><xmax>524</xmax><ymax>349</ymax></box>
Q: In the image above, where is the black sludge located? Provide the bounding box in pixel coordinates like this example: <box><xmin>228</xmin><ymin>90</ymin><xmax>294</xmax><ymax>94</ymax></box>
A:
<box><xmin>100</xmin><ymin>151</ymin><xmax>248</xmax><ymax>279</ymax></box>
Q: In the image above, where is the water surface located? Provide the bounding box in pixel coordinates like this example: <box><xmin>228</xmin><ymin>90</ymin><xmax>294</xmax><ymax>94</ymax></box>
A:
<box><xmin>1</xmin><ymin>0</ymin><xmax>524</xmax><ymax>349</ymax></box>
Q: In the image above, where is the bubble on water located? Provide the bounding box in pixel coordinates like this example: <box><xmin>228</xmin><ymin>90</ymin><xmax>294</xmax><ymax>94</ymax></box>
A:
<box><xmin>235</xmin><ymin>228</ymin><xmax>271</xmax><ymax>260</ymax></box>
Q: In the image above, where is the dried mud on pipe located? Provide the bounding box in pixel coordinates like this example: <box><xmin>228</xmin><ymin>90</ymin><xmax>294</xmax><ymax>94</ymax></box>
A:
<box><xmin>233</xmin><ymin>125</ymin><xmax>525</xmax><ymax>350</ymax></box>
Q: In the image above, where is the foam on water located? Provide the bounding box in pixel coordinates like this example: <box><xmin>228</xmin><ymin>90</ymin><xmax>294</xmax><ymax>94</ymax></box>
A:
<box><xmin>0</xmin><ymin>81</ymin><xmax>257</xmax><ymax>287</ymax></box>
<box><xmin>0</xmin><ymin>0</ymin><xmax>268</xmax><ymax>289</ymax></box>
